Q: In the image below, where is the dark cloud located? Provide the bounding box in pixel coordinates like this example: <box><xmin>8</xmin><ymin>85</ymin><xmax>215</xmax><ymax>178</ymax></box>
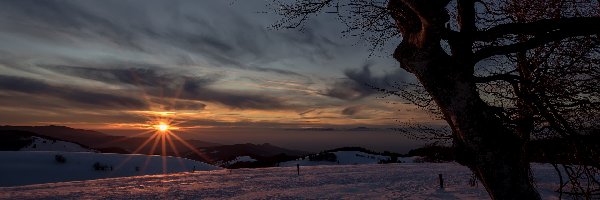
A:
<box><xmin>43</xmin><ymin>65</ymin><xmax>291</xmax><ymax>110</ymax></box>
<box><xmin>0</xmin><ymin>0</ymin><xmax>335</xmax><ymax>77</ymax></box>
<box><xmin>166</xmin><ymin>102</ymin><xmax>206</xmax><ymax>111</ymax></box>
<box><xmin>0</xmin><ymin>75</ymin><xmax>148</xmax><ymax>110</ymax></box>
<box><xmin>0</xmin><ymin>0</ymin><xmax>144</xmax><ymax>51</ymax></box>
<box><xmin>0</xmin><ymin>0</ymin><xmax>348</xmax><ymax>111</ymax></box>
<box><xmin>144</xmin><ymin>14</ymin><xmax>327</xmax><ymax>77</ymax></box>
<box><xmin>298</xmin><ymin>109</ymin><xmax>316</xmax><ymax>116</ymax></box>
<box><xmin>284</xmin><ymin>127</ymin><xmax>336</xmax><ymax>131</ymax></box>
<box><xmin>48</xmin><ymin>65</ymin><xmax>165</xmax><ymax>87</ymax></box>
<box><xmin>150</xmin><ymin>98</ymin><xmax>206</xmax><ymax>111</ymax></box>
<box><xmin>324</xmin><ymin>62</ymin><xmax>411</xmax><ymax>100</ymax></box>
<box><xmin>283</xmin><ymin>126</ymin><xmax>383</xmax><ymax>132</ymax></box>
<box><xmin>0</xmin><ymin>1</ymin><xmax>411</xmax><ymax>124</ymax></box>
<box><xmin>341</xmin><ymin>105</ymin><xmax>363</xmax><ymax>116</ymax></box>
<box><xmin>180</xmin><ymin>78</ymin><xmax>289</xmax><ymax>110</ymax></box>
<box><xmin>46</xmin><ymin>65</ymin><xmax>217</xmax><ymax>88</ymax></box>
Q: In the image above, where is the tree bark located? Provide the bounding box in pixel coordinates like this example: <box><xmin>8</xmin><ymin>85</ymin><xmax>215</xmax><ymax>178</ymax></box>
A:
<box><xmin>389</xmin><ymin>0</ymin><xmax>541</xmax><ymax>199</ymax></box>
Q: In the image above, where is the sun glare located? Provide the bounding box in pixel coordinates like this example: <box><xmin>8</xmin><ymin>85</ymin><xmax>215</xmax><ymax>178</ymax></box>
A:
<box><xmin>156</xmin><ymin>124</ymin><xmax>170</xmax><ymax>132</ymax></box>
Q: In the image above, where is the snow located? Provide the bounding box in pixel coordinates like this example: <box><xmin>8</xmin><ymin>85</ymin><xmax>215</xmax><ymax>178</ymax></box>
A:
<box><xmin>334</xmin><ymin>151</ymin><xmax>390</xmax><ymax>164</ymax></box>
<box><xmin>224</xmin><ymin>156</ymin><xmax>257</xmax><ymax>165</ymax></box>
<box><xmin>0</xmin><ymin>151</ymin><xmax>221</xmax><ymax>187</ymax></box>
<box><xmin>19</xmin><ymin>136</ymin><xmax>94</xmax><ymax>152</ymax></box>
<box><xmin>0</xmin><ymin>163</ymin><xmax>566</xmax><ymax>199</ymax></box>
<box><xmin>280</xmin><ymin>151</ymin><xmax>391</xmax><ymax>167</ymax></box>
<box><xmin>398</xmin><ymin>156</ymin><xmax>423</xmax><ymax>163</ymax></box>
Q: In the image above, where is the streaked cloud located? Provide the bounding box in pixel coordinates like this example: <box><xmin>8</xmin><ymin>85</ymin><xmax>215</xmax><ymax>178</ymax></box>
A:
<box><xmin>0</xmin><ymin>0</ymin><xmax>434</xmax><ymax>129</ymax></box>
<box><xmin>324</xmin><ymin>62</ymin><xmax>412</xmax><ymax>100</ymax></box>
<box><xmin>341</xmin><ymin>105</ymin><xmax>364</xmax><ymax>116</ymax></box>
<box><xmin>0</xmin><ymin>75</ymin><xmax>148</xmax><ymax>110</ymax></box>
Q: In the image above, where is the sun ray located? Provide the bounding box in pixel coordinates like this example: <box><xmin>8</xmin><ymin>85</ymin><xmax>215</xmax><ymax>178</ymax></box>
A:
<box><xmin>111</xmin><ymin>132</ymin><xmax>160</xmax><ymax>175</ymax></box>
<box><xmin>131</xmin><ymin>132</ymin><xmax>160</xmax><ymax>154</ymax></box>
<box><xmin>161</xmin><ymin>133</ymin><xmax>168</xmax><ymax>174</ymax></box>
<box><xmin>168</xmin><ymin>132</ymin><xmax>213</xmax><ymax>163</ymax></box>
<box><xmin>96</xmin><ymin>129</ymin><xmax>155</xmax><ymax>148</ymax></box>
<box><xmin>165</xmin><ymin>132</ymin><xmax>188</xmax><ymax>171</ymax></box>
<box><xmin>159</xmin><ymin>132</ymin><xmax>166</xmax><ymax>168</ymax></box>
<box><xmin>142</xmin><ymin>131</ymin><xmax>163</xmax><ymax>173</ymax></box>
<box><xmin>94</xmin><ymin>68</ymin><xmax>202</xmax><ymax>176</ymax></box>
<box><xmin>148</xmin><ymin>131</ymin><xmax>162</xmax><ymax>156</ymax></box>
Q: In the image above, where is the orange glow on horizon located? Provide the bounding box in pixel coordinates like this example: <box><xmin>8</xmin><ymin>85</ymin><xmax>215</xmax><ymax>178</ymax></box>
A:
<box><xmin>153</xmin><ymin>123</ymin><xmax>176</xmax><ymax>132</ymax></box>
<box><xmin>158</xmin><ymin>124</ymin><xmax>169</xmax><ymax>131</ymax></box>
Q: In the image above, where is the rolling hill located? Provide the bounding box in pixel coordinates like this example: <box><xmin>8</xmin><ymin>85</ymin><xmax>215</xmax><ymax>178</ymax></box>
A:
<box><xmin>183</xmin><ymin>143</ymin><xmax>308</xmax><ymax>168</ymax></box>
<box><xmin>0</xmin><ymin>151</ymin><xmax>221</xmax><ymax>187</ymax></box>
<box><xmin>0</xmin><ymin>126</ymin><xmax>219</xmax><ymax>155</ymax></box>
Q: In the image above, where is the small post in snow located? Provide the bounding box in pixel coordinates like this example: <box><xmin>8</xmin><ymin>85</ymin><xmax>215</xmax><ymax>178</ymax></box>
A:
<box><xmin>439</xmin><ymin>174</ymin><xmax>444</xmax><ymax>189</ymax></box>
<box><xmin>297</xmin><ymin>164</ymin><xmax>300</xmax><ymax>175</ymax></box>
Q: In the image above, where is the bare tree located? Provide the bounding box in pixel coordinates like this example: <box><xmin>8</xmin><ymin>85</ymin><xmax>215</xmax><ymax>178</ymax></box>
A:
<box><xmin>480</xmin><ymin>1</ymin><xmax>600</xmax><ymax>198</ymax></box>
<box><xmin>270</xmin><ymin>0</ymin><xmax>600</xmax><ymax>199</ymax></box>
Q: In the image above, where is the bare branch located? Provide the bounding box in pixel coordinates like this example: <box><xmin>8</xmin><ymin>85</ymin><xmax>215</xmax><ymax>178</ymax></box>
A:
<box><xmin>474</xmin><ymin>17</ymin><xmax>600</xmax><ymax>61</ymax></box>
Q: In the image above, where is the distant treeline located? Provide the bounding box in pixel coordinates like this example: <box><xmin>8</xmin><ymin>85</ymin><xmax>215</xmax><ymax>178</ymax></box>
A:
<box><xmin>406</xmin><ymin>135</ymin><xmax>600</xmax><ymax>164</ymax></box>
<box><xmin>528</xmin><ymin>134</ymin><xmax>600</xmax><ymax>165</ymax></box>
<box><xmin>225</xmin><ymin>154</ymin><xmax>301</xmax><ymax>169</ymax></box>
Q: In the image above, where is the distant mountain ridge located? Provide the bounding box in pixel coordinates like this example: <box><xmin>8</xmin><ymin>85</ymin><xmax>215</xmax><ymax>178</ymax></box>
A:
<box><xmin>0</xmin><ymin>130</ymin><xmax>94</xmax><ymax>152</ymax></box>
<box><xmin>184</xmin><ymin>143</ymin><xmax>309</xmax><ymax>168</ymax></box>
<box><xmin>0</xmin><ymin>126</ymin><xmax>219</xmax><ymax>155</ymax></box>
<box><xmin>284</xmin><ymin>126</ymin><xmax>386</xmax><ymax>132</ymax></box>
<box><xmin>0</xmin><ymin>125</ymin><xmax>109</xmax><ymax>144</ymax></box>
<box><xmin>0</xmin><ymin>126</ymin><xmax>311</xmax><ymax>168</ymax></box>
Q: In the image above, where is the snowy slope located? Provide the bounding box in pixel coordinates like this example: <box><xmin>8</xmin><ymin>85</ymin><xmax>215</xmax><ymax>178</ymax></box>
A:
<box><xmin>223</xmin><ymin>156</ymin><xmax>258</xmax><ymax>166</ymax></box>
<box><xmin>398</xmin><ymin>156</ymin><xmax>423</xmax><ymax>163</ymax></box>
<box><xmin>0</xmin><ymin>163</ymin><xmax>566</xmax><ymax>199</ymax></box>
<box><xmin>280</xmin><ymin>151</ymin><xmax>391</xmax><ymax>167</ymax></box>
<box><xmin>0</xmin><ymin>151</ymin><xmax>221</xmax><ymax>187</ymax></box>
<box><xmin>19</xmin><ymin>136</ymin><xmax>95</xmax><ymax>152</ymax></box>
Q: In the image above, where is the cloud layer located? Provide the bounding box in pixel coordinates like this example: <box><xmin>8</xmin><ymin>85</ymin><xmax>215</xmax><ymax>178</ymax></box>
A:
<box><xmin>0</xmin><ymin>0</ymin><xmax>423</xmax><ymax>128</ymax></box>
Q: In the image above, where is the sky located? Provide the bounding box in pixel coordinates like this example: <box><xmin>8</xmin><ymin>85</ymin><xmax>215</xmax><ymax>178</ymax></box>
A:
<box><xmin>0</xmin><ymin>0</ymin><xmax>440</xmax><ymax>151</ymax></box>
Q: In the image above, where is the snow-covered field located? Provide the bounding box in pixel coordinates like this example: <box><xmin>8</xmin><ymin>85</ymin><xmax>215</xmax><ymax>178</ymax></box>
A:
<box><xmin>19</xmin><ymin>136</ymin><xmax>94</xmax><ymax>152</ymax></box>
<box><xmin>280</xmin><ymin>150</ymin><xmax>399</xmax><ymax>167</ymax></box>
<box><xmin>0</xmin><ymin>163</ymin><xmax>563</xmax><ymax>199</ymax></box>
<box><xmin>0</xmin><ymin>151</ymin><xmax>220</xmax><ymax>187</ymax></box>
<box><xmin>223</xmin><ymin>156</ymin><xmax>258</xmax><ymax>166</ymax></box>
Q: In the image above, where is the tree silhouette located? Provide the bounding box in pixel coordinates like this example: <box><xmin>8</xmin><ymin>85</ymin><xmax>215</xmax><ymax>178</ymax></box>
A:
<box><xmin>270</xmin><ymin>0</ymin><xmax>599</xmax><ymax>199</ymax></box>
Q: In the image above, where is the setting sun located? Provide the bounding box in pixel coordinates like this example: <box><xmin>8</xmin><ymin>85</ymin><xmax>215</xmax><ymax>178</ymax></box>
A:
<box><xmin>156</xmin><ymin>124</ymin><xmax>170</xmax><ymax>132</ymax></box>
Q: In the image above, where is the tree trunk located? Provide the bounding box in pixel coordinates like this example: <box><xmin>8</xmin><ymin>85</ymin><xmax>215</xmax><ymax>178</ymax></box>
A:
<box><xmin>389</xmin><ymin>1</ymin><xmax>541</xmax><ymax>199</ymax></box>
